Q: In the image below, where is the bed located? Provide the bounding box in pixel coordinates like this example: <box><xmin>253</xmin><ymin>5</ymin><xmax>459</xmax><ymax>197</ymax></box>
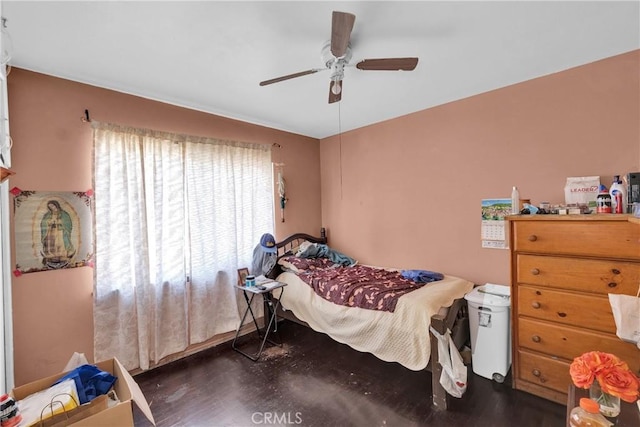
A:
<box><xmin>265</xmin><ymin>229</ymin><xmax>475</xmax><ymax>410</ymax></box>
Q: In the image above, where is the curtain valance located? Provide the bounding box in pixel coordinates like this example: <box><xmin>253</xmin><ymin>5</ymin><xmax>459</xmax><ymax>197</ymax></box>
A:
<box><xmin>91</xmin><ymin>121</ymin><xmax>270</xmax><ymax>152</ymax></box>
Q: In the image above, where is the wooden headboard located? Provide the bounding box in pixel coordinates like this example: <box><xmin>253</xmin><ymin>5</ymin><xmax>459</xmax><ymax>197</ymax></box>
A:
<box><xmin>265</xmin><ymin>228</ymin><xmax>327</xmax><ymax>279</ymax></box>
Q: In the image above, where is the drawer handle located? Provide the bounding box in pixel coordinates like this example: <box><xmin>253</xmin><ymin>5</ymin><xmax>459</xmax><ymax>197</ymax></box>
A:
<box><xmin>532</xmin><ymin>369</ymin><xmax>541</xmax><ymax>377</ymax></box>
<box><xmin>608</xmin><ymin>282</ymin><xmax>618</xmax><ymax>288</ymax></box>
<box><xmin>611</xmin><ymin>269</ymin><xmax>621</xmax><ymax>275</ymax></box>
<box><xmin>531</xmin><ymin>335</ymin><xmax>541</xmax><ymax>343</ymax></box>
<box><xmin>531</xmin><ymin>268</ymin><xmax>540</xmax><ymax>275</ymax></box>
<box><xmin>528</xmin><ymin>235</ymin><xmax>538</xmax><ymax>242</ymax></box>
<box><xmin>531</xmin><ymin>301</ymin><xmax>541</xmax><ymax>309</ymax></box>
<box><xmin>557</xmin><ymin>312</ymin><xmax>567</xmax><ymax>318</ymax></box>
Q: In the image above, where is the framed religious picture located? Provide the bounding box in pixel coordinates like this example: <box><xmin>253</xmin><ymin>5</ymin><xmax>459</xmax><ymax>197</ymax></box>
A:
<box><xmin>237</xmin><ymin>268</ymin><xmax>249</xmax><ymax>286</ymax></box>
<box><xmin>11</xmin><ymin>188</ymin><xmax>94</xmax><ymax>275</ymax></box>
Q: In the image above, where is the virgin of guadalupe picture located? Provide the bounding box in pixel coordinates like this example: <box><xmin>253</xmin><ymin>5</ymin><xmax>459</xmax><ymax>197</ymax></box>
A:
<box><xmin>12</xmin><ymin>189</ymin><xmax>93</xmax><ymax>274</ymax></box>
<box><xmin>40</xmin><ymin>200</ymin><xmax>76</xmax><ymax>268</ymax></box>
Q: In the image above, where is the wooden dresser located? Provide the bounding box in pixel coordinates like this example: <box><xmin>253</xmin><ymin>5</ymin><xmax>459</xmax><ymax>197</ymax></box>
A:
<box><xmin>508</xmin><ymin>215</ymin><xmax>640</xmax><ymax>404</ymax></box>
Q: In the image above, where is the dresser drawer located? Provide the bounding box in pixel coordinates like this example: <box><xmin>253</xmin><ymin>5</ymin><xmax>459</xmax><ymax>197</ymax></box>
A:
<box><xmin>518</xmin><ymin>318</ymin><xmax>640</xmax><ymax>372</ymax></box>
<box><xmin>512</xmin><ymin>220</ymin><xmax>640</xmax><ymax>259</ymax></box>
<box><xmin>516</xmin><ymin>254</ymin><xmax>640</xmax><ymax>295</ymax></box>
<box><xmin>517</xmin><ymin>286</ymin><xmax>616</xmax><ymax>333</ymax></box>
<box><xmin>518</xmin><ymin>350</ymin><xmax>570</xmax><ymax>394</ymax></box>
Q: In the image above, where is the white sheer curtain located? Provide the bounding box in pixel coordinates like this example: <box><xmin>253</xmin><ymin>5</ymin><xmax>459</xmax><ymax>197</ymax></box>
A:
<box><xmin>92</xmin><ymin>122</ymin><xmax>274</xmax><ymax>370</ymax></box>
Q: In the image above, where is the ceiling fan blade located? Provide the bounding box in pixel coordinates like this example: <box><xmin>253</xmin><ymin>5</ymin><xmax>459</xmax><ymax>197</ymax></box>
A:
<box><xmin>260</xmin><ymin>69</ymin><xmax>320</xmax><ymax>86</ymax></box>
<box><xmin>328</xmin><ymin>80</ymin><xmax>342</xmax><ymax>104</ymax></box>
<box><xmin>356</xmin><ymin>57</ymin><xmax>419</xmax><ymax>71</ymax></box>
<box><xmin>331</xmin><ymin>11</ymin><xmax>355</xmax><ymax>58</ymax></box>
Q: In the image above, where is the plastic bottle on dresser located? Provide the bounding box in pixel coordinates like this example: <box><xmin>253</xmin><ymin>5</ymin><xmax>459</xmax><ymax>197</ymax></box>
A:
<box><xmin>568</xmin><ymin>398</ymin><xmax>612</xmax><ymax>427</ymax></box>
<box><xmin>609</xmin><ymin>175</ymin><xmax>626</xmax><ymax>214</ymax></box>
<box><xmin>596</xmin><ymin>185</ymin><xmax>612</xmax><ymax>213</ymax></box>
<box><xmin>511</xmin><ymin>186</ymin><xmax>520</xmax><ymax>214</ymax></box>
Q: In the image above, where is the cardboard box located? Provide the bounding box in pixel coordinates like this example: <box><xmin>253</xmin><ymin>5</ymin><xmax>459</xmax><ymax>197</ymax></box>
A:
<box><xmin>11</xmin><ymin>358</ymin><xmax>155</xmax><ymax>426</ymax></box>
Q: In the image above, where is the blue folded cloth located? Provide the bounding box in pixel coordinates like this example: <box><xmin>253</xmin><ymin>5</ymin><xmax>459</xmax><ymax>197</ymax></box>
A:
<box><xmin>52</xmin><ymin>364</ymin><xmax>117</xmax><ymax>405</ymax></box>
<box><xmin>298</xmin><ymin>243</ymin><xmax>357</xmax><ymax>267</ymax></box>
<box><xmin>401</xmin><ymin>269</ymin><xmax>444</xmax><ymax>283</ymax></box>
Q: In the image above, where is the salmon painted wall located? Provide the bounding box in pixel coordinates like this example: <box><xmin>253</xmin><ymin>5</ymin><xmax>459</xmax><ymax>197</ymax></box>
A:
<box><xmin>6</xmin><ymin>69</ymin><xmax>321</xmax><ymax>385</ymax></box>
<box><xmin>320</xmin><ymin>50</ymin><xmax>640</xmax><ymax>286</ymax></box>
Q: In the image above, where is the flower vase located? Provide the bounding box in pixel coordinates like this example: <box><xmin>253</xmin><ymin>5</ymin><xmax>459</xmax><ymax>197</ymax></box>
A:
<box><xmin>589</xmin><ymin>380</ymin><xmax>621</xmax><ymax>418</ymax></box>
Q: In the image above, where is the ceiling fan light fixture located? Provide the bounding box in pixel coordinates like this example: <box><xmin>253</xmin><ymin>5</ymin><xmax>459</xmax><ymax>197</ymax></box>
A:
<box><xmin>331</xmin><ymin>80</ymin><xmax>342</xmax><ymax>95</ymax></box>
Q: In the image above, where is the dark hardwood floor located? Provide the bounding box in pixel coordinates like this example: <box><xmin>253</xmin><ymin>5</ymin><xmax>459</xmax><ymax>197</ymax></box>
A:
<box><xmin>132</xmin><ymin>320</ymin><xmax>565</xmax><ymax>426</ymax></box>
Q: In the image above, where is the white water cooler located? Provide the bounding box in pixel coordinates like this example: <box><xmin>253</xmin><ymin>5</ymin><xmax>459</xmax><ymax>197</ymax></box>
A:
<box><xmin>464</xmin><ymin>283</ymin><xmax>511</xmax><ymax>383</ymax></box>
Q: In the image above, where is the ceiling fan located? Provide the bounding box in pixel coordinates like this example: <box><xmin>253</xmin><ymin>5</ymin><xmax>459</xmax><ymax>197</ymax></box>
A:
<box><xmin>259</xmin><ymin>11</ymin><xmax>419</xmax><ymax>104</ymax></box>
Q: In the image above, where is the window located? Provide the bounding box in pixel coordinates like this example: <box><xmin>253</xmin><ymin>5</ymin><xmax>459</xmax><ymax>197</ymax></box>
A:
<box><xmin>92</xmin><ymin>122</ymin><xmax>274</xmax><ymax>370</ymax></box>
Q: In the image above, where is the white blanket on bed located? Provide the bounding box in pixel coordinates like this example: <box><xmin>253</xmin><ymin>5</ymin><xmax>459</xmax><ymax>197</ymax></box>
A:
<box><xmin>274</xmin><ymin>271</ymin><xmax>474</xmax><ymax>371</ymax></box>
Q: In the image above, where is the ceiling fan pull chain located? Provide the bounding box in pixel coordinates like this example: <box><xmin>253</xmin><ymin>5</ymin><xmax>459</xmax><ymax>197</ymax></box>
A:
<box><xmin>338</xmin><ymin>101</ymin><xmax>343</xmax><ymax>200</ymax></box>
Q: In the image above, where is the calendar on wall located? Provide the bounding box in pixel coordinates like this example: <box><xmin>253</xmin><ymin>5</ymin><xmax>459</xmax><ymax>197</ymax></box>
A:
<box><xmin>481</xmin><ymin>198</ymin><xmax>512</xmax><ymax>249</ymax></box>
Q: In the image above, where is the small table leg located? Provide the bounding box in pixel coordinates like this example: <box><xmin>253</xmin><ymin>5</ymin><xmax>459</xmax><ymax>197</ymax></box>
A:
<box><xmin>232</xmin><ymin>288</ymin><xmax>285</xmax><ymax>361</ymax></box>
<box><xmin>242</xmin><ymin>289</ymin><xmax>260</xmax><ymax>333</ymax></box>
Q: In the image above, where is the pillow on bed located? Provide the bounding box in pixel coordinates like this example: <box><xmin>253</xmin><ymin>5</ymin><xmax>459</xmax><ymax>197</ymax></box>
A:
<box><xmin>296</xmin><ymin>241</ymin><xmax>313</xmax><ymax>255</ymax></box>
<box><xmin>277</xmin><ymin>256</ymin><xmax>302</xmax><ymax>273</ymax></box>
<box><xmin>277</xmin><ymin>255</ymin><xmax>334</xmax><ymax>273</ymax></box>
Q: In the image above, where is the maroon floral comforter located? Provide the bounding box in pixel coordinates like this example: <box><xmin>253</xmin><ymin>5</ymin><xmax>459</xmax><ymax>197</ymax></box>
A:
<box><xmin>281</xmin><ymin>256</ymin><xmax>334</xmax><ymax>272</ymax></box>
<box><xmin>297</xmin><ymin>264</ymin><xmax>427</xmax><ymax>312</ymax></box>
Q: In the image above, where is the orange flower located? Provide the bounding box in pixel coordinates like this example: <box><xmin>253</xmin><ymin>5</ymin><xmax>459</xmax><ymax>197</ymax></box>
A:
<box><xmin>583</xmin><ymin>351</ymin><xmax>619</xmax><ymax>374</ymax></box>
<box><xmin>569</xmin><ymin>351</ymin><xmax>640</xmax><ymax>403</ymax></box>
<box><xmin>570</xmin><ymin>356</ymin><xmax>595</xmax><ymax>389</ymax></box>
<box><xmin>597</xmin><ymin>368</ymin><xmax>640</xmax><ymax>403</ymax></box>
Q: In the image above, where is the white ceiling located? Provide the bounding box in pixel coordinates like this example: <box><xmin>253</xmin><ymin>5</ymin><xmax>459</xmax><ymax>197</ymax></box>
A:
<box><xmin>2</xmin><ymin>1</ymin><xmax>639</xmax><ymax>139</ymax></box>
